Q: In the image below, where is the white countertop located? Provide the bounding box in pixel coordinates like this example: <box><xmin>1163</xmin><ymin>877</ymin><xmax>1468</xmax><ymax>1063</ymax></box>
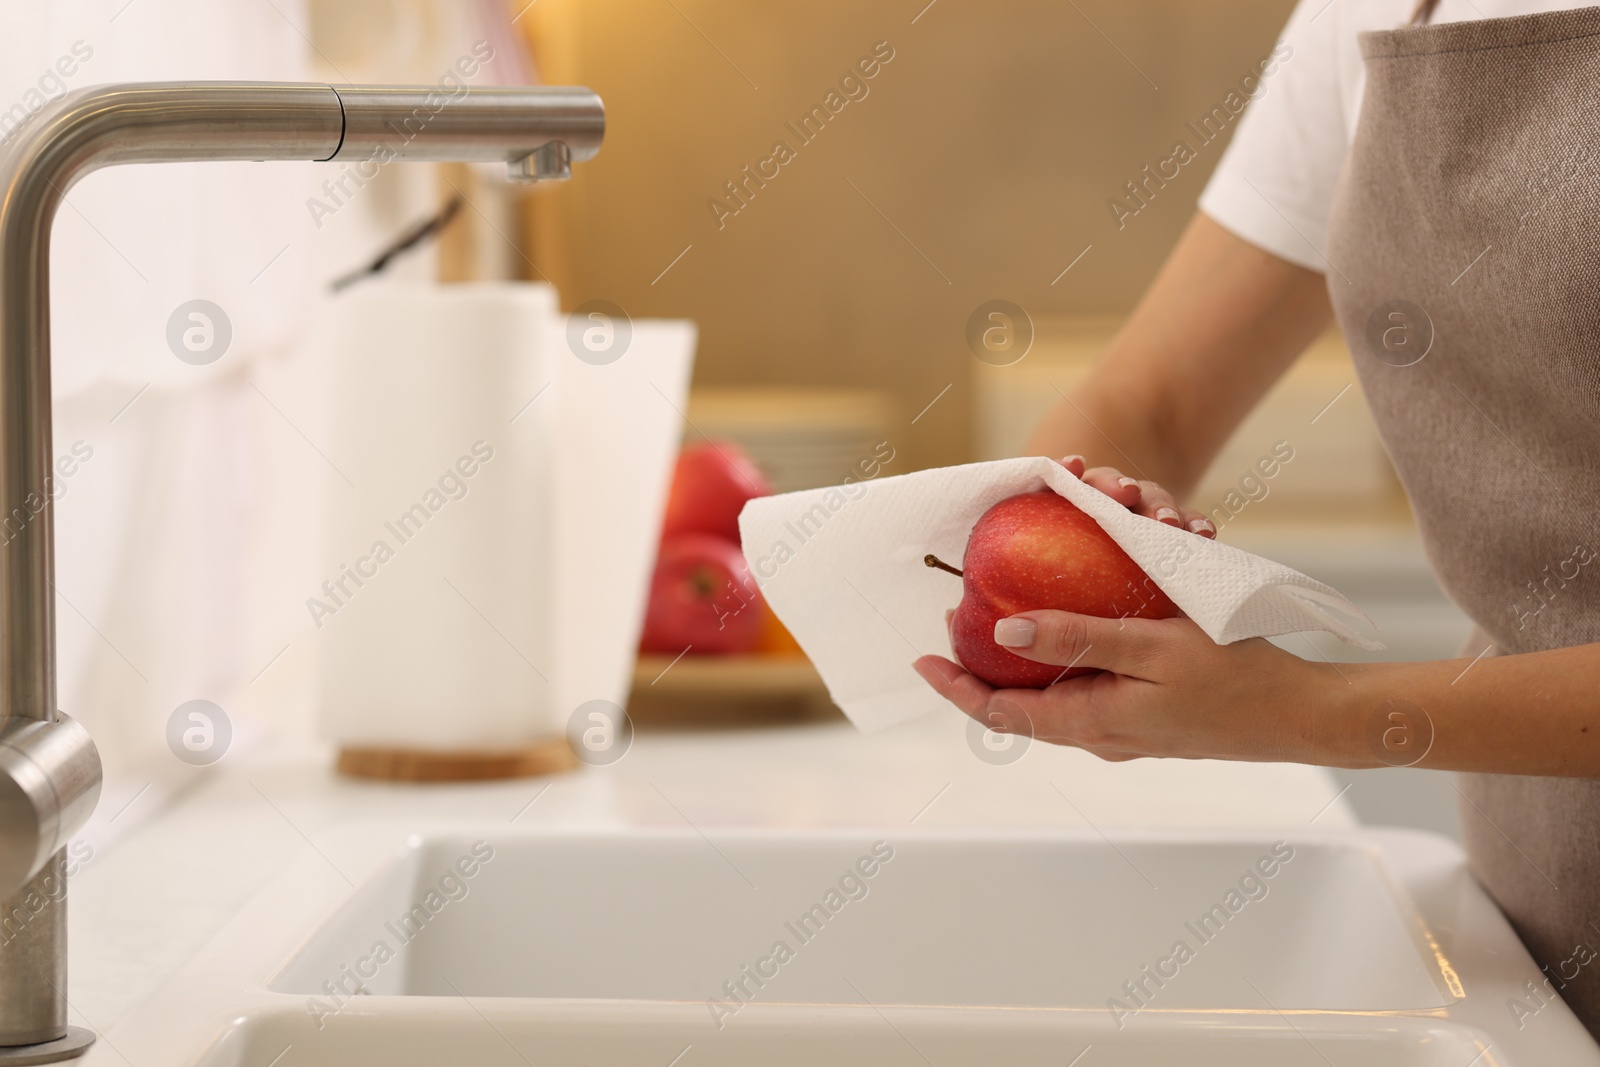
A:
<box><xmin>66</xmin><ymin>711</ymin><xmax>1355</xmax><ymax>1040</ymax></box>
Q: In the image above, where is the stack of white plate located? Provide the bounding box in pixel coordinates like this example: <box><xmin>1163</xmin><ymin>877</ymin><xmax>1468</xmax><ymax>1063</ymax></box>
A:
<box><xmin>685</xmin><ymin>387</ymin><xmax>895</xmax><ymax>493</ymax></box>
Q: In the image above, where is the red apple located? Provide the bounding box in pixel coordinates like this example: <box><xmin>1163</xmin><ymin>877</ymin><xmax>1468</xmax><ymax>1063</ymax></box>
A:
<box><xmin>660</xmin><ymin>440</ymin><xmax>772</xmax><ymax>543</ymax></box>
<box><xmin>640</xmin><ymin>534</ymin><xmax>765</xmax><ymax>655</ymax></box>
<box><xmin>931</xmin><ymin>490</ymin><xmax>1180</xmax><ymax>688</ymax></box>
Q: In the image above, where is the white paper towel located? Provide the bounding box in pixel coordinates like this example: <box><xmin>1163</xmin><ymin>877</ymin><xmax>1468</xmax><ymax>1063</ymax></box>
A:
<box><xmin>553</xmin><ymin>318</ymin><xmax>699</xmax><ymax>730</ymax></box>
<box><xmin>739</xmin><ymin>456</ymin><xmax>1381</xmax><ymax>732</ymax></box>
<box><xmin>315</xmin><ymin>282</ymin><xmax>694</xmax><ymax>748</ymax></box>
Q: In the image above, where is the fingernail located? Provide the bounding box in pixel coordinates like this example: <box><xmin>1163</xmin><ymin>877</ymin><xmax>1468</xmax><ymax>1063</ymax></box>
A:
<box><xmin>1062</xmin><ymin>454</ymin><xmax>1085</xmax><ymax>467</ymax></box>
<box><xmin>1156</xmin><ymin>507</ymin><xmax>1181</xmax><ymax>524</ymax></box>
<box><xmin>1118</xmin><ymin>476</ymin><xmax>1139</xmax><ymax>490</ymax></box>
<box><xmin>1188</xmin><ymin>518</ymin><xmax>1215</xmax><ymax>536</ymax></box>
<box><xmin>994</xmin><ymin>618</ymin><xmax>1038</xmax><ymax>648</ymax></box>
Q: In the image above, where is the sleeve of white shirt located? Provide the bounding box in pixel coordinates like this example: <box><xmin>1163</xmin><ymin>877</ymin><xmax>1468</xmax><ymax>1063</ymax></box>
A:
<box><xmin>1198</xmin><ymin>0</ymin><xmax>1353</xmax><ymax>272</ymax></box>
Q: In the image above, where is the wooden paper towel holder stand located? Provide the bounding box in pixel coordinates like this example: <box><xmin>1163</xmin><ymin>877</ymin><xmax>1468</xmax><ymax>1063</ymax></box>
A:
<box><xmin>336</xmin><ymin>737</ymin><xmax>578</xmax><ymax>782</ymax></box>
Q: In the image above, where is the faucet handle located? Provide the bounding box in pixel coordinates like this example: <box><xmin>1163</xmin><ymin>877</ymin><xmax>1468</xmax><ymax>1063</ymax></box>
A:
<box><xmin>0</xmin><ymin>714</ymin><xmax>100</xmax><ymax>901</ymax></box>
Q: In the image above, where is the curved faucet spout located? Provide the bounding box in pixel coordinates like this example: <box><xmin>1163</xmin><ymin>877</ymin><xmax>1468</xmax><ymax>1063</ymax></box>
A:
<box><xmin>0</xmin><ymin>80</ymin><xmax>603</xmax><ymax>1058</ymax></box>
<box><xmin>0</xmin><ymin>81</ymin><xmax>603</xmax><ymax>728</ymax></box>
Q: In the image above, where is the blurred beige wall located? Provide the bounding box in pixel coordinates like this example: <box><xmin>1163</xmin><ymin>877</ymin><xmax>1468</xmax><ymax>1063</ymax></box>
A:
<box><xmin>520</xmin><ymin>0</ymin><xmax>1297</xmax><ymax>471</ymax></box>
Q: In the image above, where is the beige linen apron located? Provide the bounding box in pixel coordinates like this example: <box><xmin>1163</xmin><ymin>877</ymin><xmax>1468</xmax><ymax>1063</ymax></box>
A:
<box><xmin>1324</xmin><ymin>8</ymin><xmax>1600</xmax><ymax>1033</ymax></box>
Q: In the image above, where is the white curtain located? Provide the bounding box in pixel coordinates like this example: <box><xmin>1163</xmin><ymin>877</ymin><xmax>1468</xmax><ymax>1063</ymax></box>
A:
<box><xmin>0</xmin><ymin>2</ymin><xmax>316</xmax><ymax>835</ymax></box>
<box><xmin>0</xmin><ymin>0</ymin><xmax>535</xmax><ymax>838</ymax></box>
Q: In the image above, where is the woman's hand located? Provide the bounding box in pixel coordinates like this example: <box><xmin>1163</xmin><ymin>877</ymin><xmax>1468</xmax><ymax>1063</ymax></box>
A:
<box><xmin>1058</xmin><ymin>455</ymin><xmax>1215</xmax><ymax>538</ymax></box>
<box><xmin>914</xmin><ymin>611</ymin><xmax>1357</xmax><ymax>765</ymax></box>
<box><xmin>912</xmin><ymin>453</ymin><xmax>1351</xmax><ymax>765</ymax></box>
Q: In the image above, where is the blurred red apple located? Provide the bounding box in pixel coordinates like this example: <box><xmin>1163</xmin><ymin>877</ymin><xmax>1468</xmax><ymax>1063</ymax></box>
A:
<box><xmin>930</xmin><ymin>490</ymin><xmax>1180</xmax><ymax>688</ymax></box>
<box><xmin>661</xmin><ymin>440</ymin><xmax>771</xmax><ymax>543</ymax></box>
<box><xmin>640</xmin><ymin>534</ymin><xmax>764</xmax><ymax>655</ymax></box>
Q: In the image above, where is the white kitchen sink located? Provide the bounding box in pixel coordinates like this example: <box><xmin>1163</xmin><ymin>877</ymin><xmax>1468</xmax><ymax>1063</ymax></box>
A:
<box><xmin>98</xmin><ymin>826</ymin><xmax>1599</xmax><ymax>1065</ymax></box>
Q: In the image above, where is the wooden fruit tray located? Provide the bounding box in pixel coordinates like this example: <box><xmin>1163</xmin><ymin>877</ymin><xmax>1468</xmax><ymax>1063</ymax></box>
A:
<box><xmin>627</xmin><ymin>653</ymin><xmax>840</xmax><ymax>725</ymax></box>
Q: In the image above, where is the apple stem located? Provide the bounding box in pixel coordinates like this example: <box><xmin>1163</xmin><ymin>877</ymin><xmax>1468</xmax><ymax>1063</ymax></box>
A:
<box><xmin>923</xmin><ymin>553</ymin><xmax>964</xmax><ymax>578</ymax></box>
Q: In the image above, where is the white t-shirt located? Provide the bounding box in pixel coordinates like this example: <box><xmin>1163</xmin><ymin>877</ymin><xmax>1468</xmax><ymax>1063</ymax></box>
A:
<box><xmin>1199</xmin><ymin>0</ymin><xmax>1588</xmax><ymax>271</ymax></box>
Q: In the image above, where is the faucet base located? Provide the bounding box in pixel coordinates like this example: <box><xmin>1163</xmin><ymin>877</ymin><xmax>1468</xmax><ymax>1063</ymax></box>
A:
<box><xmin>0</xmin><ymin>1027</ymin><xmax>93</xmax><ymax>1065</ymax></box>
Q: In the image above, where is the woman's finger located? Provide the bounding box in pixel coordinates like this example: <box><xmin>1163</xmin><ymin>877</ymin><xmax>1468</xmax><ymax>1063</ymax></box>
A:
<box><xmin>917</xmin><ymin>657</ymin><xmax>1046</xmax><ymax>738</ymax></box>
<box><xmin>912</xmin><ymin>655</ymin><xmax>994</xmax><ymax>716</ymax></box>
<box><xmin>1181</xmin><ymin>508</ymin><xmax>1217</xmax><ymax>538</ymax></box>
<box><xmin>1081</xmin><ymin>465</ymin><xmax>1141</xmax><ymax>507</ymax></box>
<box><xmin>1072</xmin><ymin>462</ymin><xmax>1213</xmax><ymax>536</ymax></box>
<box><xmin>973</xmin><ymin>695</ymin><xmax>1038</xmax><ymax>738</ymax></box>
<box><xmin>1136</xmin><ymin>479</ymin><xmax>1184</xmax><ymax>526</ymax></box>
<box><xmin>991</xmin><ymin>610</ymin><xmax>1177</xmax><ymax>677</ymax></box>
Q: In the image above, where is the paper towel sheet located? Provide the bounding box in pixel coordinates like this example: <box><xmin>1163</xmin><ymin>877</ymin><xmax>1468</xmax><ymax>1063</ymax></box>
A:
<box><xmin>740</xmin><ymin>456</ymin><xmax>1381</xmax><ymax>732</ymax></box>
<box><xmin>554</xmin><ymin>320</ymin><xmax>697</xmax><ymax>725</ymax></box>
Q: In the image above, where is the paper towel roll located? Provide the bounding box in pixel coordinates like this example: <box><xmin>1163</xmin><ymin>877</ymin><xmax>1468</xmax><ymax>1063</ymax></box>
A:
<box><xmin>315</xmin><ymin>283</ymin><xmax>556</xmax><ymax>747</ymax></box>
<box><xmin>313</xmin><ymin>282</ymin><xmax>695</xmax><ymax>749</ymax></box>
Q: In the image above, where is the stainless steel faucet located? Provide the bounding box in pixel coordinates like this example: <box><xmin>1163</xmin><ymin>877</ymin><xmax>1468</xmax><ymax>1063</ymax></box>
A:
<box><xmin>0</xmin><ymin>81</ymin><xmax>604</xmax><ymax>1063</ymax></box>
